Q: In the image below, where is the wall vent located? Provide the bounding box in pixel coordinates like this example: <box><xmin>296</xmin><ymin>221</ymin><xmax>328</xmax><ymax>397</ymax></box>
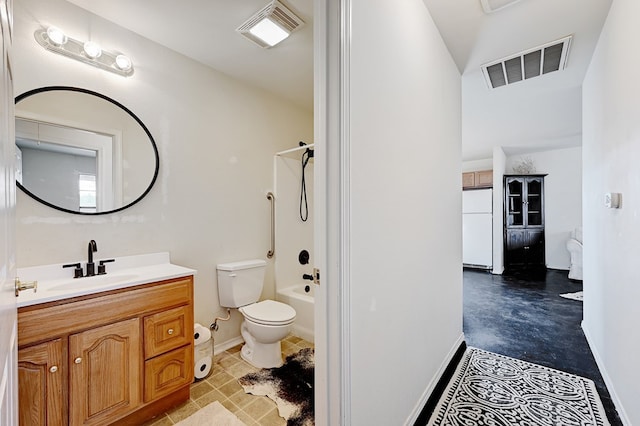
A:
<box><xmin>479</xmin><ymin>0</ymin><xmax>524</xmax><ymax>14</ymax></box>
<box><xmin>481</xmin><ymin>36</ymin><xmax>572</xmax><ymax>89</ymax></box>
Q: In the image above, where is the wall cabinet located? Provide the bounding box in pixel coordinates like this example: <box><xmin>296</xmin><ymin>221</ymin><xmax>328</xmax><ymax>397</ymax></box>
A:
<box><xmin>504</xmin><ymin>175</ymin><xmax>546</xmax><ymax>270</ymax></box>
<box><xmin>18</xmin><ymin>276</ymin><xmax>194</xmax><ymax>426</ymax></box>
<box><xmin>463</xmin><ymin>170</ymin><xmax>493</xmax><ymax>189</ymax></box>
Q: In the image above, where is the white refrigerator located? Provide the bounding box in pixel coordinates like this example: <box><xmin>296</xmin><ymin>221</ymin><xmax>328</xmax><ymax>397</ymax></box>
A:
<box><xmin>463</xmin><ymin>188</ymin><xmax>493</xmax><ymax>268</ymax></box>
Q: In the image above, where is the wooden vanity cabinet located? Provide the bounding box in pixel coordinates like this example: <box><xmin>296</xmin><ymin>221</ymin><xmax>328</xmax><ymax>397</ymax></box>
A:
<box><xmin>17</xmin><ymin>276</ymin><xmax>194</xmax><ymax>426</ymax></box>
<box><xmin>18</xmin><ymin>339</ymin><xmax>65</xmax><ymax>426</ymax></box>
<box><xmin>69</xmin><ymin>318</ymin><xmax>142</xmax><ymax>425</ymax></box>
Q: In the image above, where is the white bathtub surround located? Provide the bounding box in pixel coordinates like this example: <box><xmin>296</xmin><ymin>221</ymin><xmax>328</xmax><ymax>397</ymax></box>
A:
<box><xmin>15</xmin><ymin>252</ymin><xmax>196</xmax><ymax>307</ymax></box>
<box><xmin>277</xmin><ymin>284</ymin><xmax>314</xmax><ymax>342</ymax></box>
<box><xmin>273</xmin><ymin>144</ymin><xmax>315</xmax><ymax>342</ymax></box>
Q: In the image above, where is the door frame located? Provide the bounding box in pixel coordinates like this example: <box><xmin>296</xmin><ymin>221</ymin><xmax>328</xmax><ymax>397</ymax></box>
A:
<box><xmin>314</xmin><ymin>0</ymin><xmax>351</xmax><ymax>424</ymax></box>
<box><xmin>0</xmin><ymin>0</ymin><xmax>18</xmax><ymax>422</ymax></box>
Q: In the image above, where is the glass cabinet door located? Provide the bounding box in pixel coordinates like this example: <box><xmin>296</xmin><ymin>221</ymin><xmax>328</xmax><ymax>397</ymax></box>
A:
<box><xmin>507</xmin><ymin>179</ymin><xmax>523</xmax><ymax>226</ymax></box>
<box><xmin>526</xmin><ymin>178</ymin><xmax>542</xmax><ymax>226</ymax></box>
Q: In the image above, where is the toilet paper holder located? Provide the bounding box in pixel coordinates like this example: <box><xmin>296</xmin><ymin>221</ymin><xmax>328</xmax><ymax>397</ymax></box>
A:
<box><xmin>194</xmin><ymin>322</ymin><xmax>214</xmax><ymax>380</ymax></box>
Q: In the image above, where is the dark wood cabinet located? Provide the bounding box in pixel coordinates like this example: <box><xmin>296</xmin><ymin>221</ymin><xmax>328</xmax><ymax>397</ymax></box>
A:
<box><xmin>504</xmin><ymin>175</ymin><xmax>546</xmax><ymax>270</ymax></box>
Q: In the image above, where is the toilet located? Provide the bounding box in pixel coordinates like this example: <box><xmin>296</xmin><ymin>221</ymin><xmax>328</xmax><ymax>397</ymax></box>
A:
<box><xmin>216</xmin><ymin>259</ymin><xmax>296</xmax><ymax>368</ymax></box>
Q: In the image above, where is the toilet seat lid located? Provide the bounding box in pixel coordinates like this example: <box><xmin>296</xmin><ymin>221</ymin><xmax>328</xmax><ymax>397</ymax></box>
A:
<box><xmin>240</xmin><ymin>300</ymin><xmax>296</xmax><ymax>326</ymax></box>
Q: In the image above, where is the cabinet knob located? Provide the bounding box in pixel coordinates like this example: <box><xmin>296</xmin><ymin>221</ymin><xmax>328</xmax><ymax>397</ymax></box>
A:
<box><xmin>167</xmin><ymin>329</ymin><xmax>174</xmax><ymax>335</ymax></box>
<box><xmin>49</xmin><ymin>365</ymin><xmax>58</xmax><ymax>373</ymax></box>
<box><xmin>74</xmin><ymin>357</ymin><xmax>82</xmax><ymax>364</ymax></box>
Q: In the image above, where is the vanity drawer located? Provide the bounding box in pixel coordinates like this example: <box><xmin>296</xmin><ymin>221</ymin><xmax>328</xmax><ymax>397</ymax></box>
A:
<box><xmin>144</xmin><ymin>345</ymin><xmax>193</xmax><ymax>402</ymax></box>
<box><xmin>144</xmin><ymin>305</ymin><xmax>193</xmax><ymax>359</ymax></box>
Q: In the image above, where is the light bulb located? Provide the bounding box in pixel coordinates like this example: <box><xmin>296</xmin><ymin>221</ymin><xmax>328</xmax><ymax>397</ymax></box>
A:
<box><xmin>83</xmin><ymin>41</ymin><xmax>102</xmax><ymax>59</ymax></box>
<box><xmin>115</xmin><ymin>55</ymin><xmax>132</xmax><ymax>71</ymax></box>
<box><xmin>46</xmin><ymin>26</ymin><xmax>67</xmax><ymax>45</ymax></box>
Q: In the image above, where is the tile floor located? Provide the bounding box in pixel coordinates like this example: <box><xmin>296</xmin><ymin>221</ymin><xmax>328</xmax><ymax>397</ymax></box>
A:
<box><xmin>144</xmin><ymin>335</ymin><xmax>314</xmax><ymax>426</ymax></box>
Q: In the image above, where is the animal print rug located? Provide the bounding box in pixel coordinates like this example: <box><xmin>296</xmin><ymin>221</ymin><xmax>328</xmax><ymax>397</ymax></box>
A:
<box><xmin>239</xmin><ymin>348</ymin><xmax>314</xmax><ymax>426</ymax></box>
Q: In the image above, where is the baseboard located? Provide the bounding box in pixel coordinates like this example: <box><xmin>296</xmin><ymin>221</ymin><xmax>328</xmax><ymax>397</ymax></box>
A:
<box><xmin>406</xmin><ymin>333</ymin><xmax>466</xmax><ymax>426</ymax></box>
<box><xmin>213</xmin><ymin>336</ymin><xmax>244</xmax><ymax>356</ymax></box>
<box><xmin>582</xmin><ymin>321</ymin><xmax>631</xmax><ymax>425</ymax></box>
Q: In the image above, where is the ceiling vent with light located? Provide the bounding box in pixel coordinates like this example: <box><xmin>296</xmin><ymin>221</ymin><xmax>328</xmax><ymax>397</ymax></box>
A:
<box><xmin>481</xmin><ymin>35</ymin><xmax>572</xmax><ymax>90</ymax></box>
<box><xmin>237</xmin><ymin>0</ymin><xmax>304</xmax><ymax>48</ymax></box>
<box><xmin>480</xmin><ymin>0</ymin><xmax>524</xmax><ymax>14</ymax></box>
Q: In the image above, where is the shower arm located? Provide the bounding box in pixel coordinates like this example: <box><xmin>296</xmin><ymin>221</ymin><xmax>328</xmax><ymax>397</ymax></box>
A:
<box><xmin>267</xmin><ymin>192</ymin><xmax>275</xmax><ymax>258</ymax></box>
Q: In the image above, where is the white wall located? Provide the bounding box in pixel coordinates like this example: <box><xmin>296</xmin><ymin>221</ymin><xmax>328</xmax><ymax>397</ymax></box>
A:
<box><xmin>462</xmin><ymin>158</ymin><xmax>492</xmax><ymax>173</ymax></box>
<box><xmin>582</xmin><ymin>0</ymin><xmax>640</xmax><ymax>423</ymax></box>
<box><xmin>13</xmin><ymin>0</ymin><xmax>313</xmax><ymax>348</ymax></box>
<box><xmin>349</xmin><ymin>0</ymin><xmax>462</xmax><ymax>424</ymax></box>
<box><xmin>492</xmin><ymin>147</ymin><xmax>506</xmax><ymax>274</ymax></box>
<box><xmin>505</xmin><ymin>147</ymin><xmax>582</xmax><ymax>270</ymax></box>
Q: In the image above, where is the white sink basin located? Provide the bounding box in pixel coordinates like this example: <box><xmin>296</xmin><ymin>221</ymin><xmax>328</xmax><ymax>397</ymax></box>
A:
<box><xmin>16</xmin><ymin>252</ymin><xmax>197</xmax><ymax>308</ymax></box>
<box><xmin>47</xmin><ymin>273</ymin><xmax>141</xmax><ymax>292</ymax></box>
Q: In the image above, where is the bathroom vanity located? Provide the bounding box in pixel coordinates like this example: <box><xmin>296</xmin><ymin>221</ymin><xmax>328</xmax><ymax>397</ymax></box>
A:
<box><xmin>16</xmin><ymin>253</ymin><xmax>195</xmax><ymax>425</ymax></box>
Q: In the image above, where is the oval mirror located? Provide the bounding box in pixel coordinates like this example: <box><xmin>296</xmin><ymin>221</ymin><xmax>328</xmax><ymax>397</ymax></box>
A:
<box><xmin>15</xmin><ymin>87</ymin><xmax>159</xmax><ymax>215</ymax></box>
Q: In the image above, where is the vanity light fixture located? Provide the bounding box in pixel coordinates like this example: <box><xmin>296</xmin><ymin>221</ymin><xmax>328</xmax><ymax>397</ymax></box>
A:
<box><xmin>34</xmin><ymin>26</ymin><xmax>134</xmax><ymax>77</ymax></box>
<box><xmin>237</xmin><ymin>0</ymin><xmax>304</xmax><ymax>48</ymax></box>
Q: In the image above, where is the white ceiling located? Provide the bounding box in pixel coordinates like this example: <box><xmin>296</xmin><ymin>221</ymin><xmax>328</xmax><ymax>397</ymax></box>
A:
<box><xmin>65</xmin><ymin>0</ymin><xmax>315</xmax><ymax>111</ymax></box>
<box><xmin>65</xmin><ymin>0</ymin><xmax>612</xmax><ymax>161</ymax></box>
<box><xmin>423</xmin><ymin>0</ymin><xmax>613</xmax><ymax>160</ymax></box>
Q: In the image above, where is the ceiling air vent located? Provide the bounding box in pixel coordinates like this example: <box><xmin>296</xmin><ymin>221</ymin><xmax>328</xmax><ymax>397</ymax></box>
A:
<box><xmin>481</xmin><ymin>36</ymin><xmax>572</xmax><ymax>89</ymax></box>
<box><xmin>479</xmin><ymin>0</ymin><xmax>524</xmax><ymax>14</ymax></box>
<box><xmin>237</xmin><ymin>0</ymin><xmax>304</xmax><ymax>48</ymax></box>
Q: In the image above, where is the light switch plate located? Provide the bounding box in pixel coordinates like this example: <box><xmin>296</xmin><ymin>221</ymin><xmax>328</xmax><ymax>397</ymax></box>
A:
<box><xmin>605</xmin><ymin>192</ymin><xmax>621</xmax><ymax>209</ymax></box>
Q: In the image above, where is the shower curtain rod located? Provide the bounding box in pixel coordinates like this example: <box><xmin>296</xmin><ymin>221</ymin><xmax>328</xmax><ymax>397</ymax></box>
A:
<box><xmin>274</xmin><ymin>143</ymin><xmax>315</xmax><ymax>157</ymax></box>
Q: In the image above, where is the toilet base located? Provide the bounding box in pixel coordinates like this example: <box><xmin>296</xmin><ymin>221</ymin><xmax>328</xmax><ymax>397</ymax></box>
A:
<box><xmin>241</xmin><ymin>341</ymin><xmax>283</xmax><ymax>369</ymax></box>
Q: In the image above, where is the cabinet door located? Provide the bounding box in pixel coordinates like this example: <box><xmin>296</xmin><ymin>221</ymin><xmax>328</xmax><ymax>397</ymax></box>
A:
<box><xmin>525</xmin><ymin>229</ymin><xmax>545</xmax><ymax>266</ymax></box>
<box><xmin>462</xmin><ymin>172</ymin><xmax>475</xmax><ymax>188</ymax></box>
<box><xmin>505</xmin><ymin>230</ymin><xmax>527</xmax><ymax>266</ymax></box>
<box><xmin>144</xmin><ymin>345</ymin><xmax>193</xmax><ymax>402</ymax></box>
<box><xmin>525</xmin><ymin>178</ymin><xmax>544</xmax><ymax>227</ymax></box>
<box><xmin>69</xmin><ymin>318</ymin><xmax>141</xmax><ymax>426</ymax></box>
<box><xmin>476</xmin><ymin>170</ymin><xmax>493</xmax><ymax>187</ymax></box>
<box><xmin>505</xmin><ymin>178</ymin><xmax>525</xmax><ymax>226</ymax></box>
<box><xmin>18</xmin><ymin>339</ymin><xmax>65</xmax><ymax>426</ymax></box>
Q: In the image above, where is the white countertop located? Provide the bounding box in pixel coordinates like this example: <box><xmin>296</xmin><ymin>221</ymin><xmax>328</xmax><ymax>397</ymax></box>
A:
<box><xmin>16</xmin><ymin>252</ymin><xmax>196</xmax><ymax>308</ymax></box>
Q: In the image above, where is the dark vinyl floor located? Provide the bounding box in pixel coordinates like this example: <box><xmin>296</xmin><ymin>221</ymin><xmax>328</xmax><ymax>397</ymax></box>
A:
<box><xmin>463</xmin><ymin>268</ymin><xmax>622</xmax><ymax>425</ymax></box>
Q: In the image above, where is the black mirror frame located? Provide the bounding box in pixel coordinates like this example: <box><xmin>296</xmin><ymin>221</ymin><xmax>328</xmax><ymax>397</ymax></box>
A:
<box><xmin>15</xmin><ymin>86</ymin><xmax>160</xmax><ymax>215</ymax></box>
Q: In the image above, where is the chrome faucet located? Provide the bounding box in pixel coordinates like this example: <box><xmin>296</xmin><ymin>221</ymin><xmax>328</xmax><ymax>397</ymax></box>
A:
<box><xmin>86</xmin><ymin>240</ymin><xmax>98</xmax><ymax>276</ymax></box>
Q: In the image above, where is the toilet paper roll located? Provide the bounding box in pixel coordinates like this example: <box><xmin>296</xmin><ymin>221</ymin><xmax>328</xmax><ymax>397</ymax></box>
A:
<box><xmin>194</xmin><ymin>356</ymin><xmax>212</xmax><ymax>380</ymax></box>
<box><xmin>194</xmin><ymin>323</ymin><xmax>211</xmax><ymax>346</ymax></box>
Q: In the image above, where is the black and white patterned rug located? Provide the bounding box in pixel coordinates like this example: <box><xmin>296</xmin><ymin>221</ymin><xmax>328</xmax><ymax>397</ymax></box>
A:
<box><xmin>428</xmin><ymin>347</ymin><xmax>610</xmax><ymax>426</ymax></box>
<box><xmin>239</xmin><ymin>348</ymin><xmax>314</xmax><ymax>426</ymax></box>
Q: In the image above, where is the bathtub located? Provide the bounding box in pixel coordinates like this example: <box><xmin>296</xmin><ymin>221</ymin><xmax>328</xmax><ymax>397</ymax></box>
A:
<box><xmin>277</xmin><ymin>284</ymin><xmax>314</xmax><ymax>342</ymax></box>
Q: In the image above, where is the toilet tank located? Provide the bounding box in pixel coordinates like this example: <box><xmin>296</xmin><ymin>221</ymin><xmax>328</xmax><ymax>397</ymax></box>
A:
<box><xmin>216</xmin><ymin>259</ymin><xmax>267</xmax><ymax>308</ymax></box>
